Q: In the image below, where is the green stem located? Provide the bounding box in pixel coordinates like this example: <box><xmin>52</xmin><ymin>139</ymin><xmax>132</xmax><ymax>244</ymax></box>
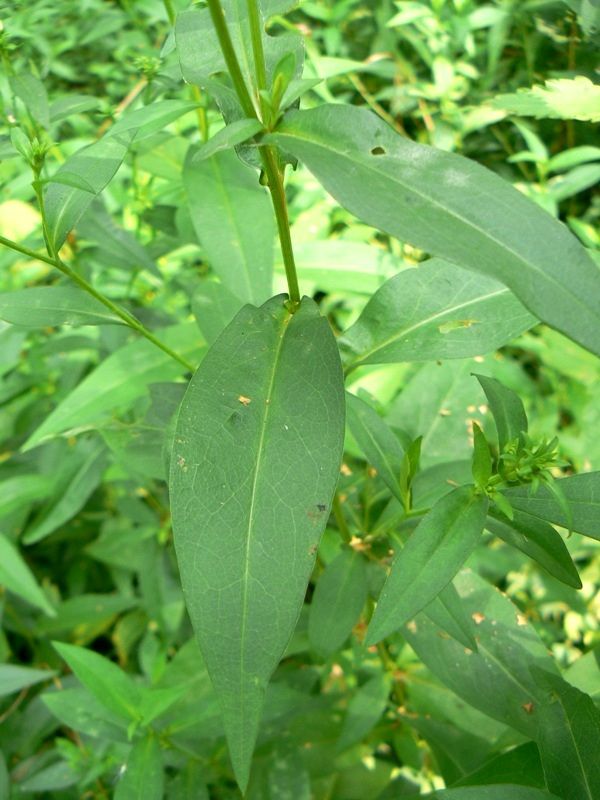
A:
<box><xmin>205</xmin><ymin>0</ymin><xmax>257</xmax><ymax>118</ymax></box>
<box><xmin>332</xmin><ymin>493</ymin><xmax>352</xmax><ymax>543</ymax></box>
<box><xmin>0</xmin><ymin>234</ymin><xmax>195</xmax><ymax>371</ymax></box>
<box><xmin>245</xmin><ymin>0</ymin><xmax>267</xmax><ymax>93</ymax></box>
<box><xmin>261</xmin><ymin>146</ymin><xmax>301</xmax><ymax>305</ymax></box>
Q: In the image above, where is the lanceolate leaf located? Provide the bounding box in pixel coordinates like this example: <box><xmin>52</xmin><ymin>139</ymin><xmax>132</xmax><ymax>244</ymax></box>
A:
<box><xmin>532</xmin><ymin>669</ymin><xmax>600</xmax><ymax>800</ymax></box>
<box><xmin>367</xmin><ymin>487</ymin><xmax>488</xmax><ymax>645</ymax></box>
<box><xmin>340</xmin><ymin>260</ymin><xmax>536</xmax><ymax>368</ymax></box>
<box><xmin>426</xmin><ymin>787</ymin><xmax>561</xmax><ymax>799</ymax></box>
<box><xmin>0</xmin><ymin>287</ymin><xmax>122</xmax><ymax>327</ymax></box>
<box><xmin>486</xmin><ymin>509</ymin><xmax>581</xmax><ymax>588</ymax></box>
<box><xmin>505</xmin><ymin>472</ymin><xmax>600</xmax><ymax>540</ymax></box>
<box><xmin>272</xmin><ymin>105</ymin><xmax>600</xmax><ymax>357</ymax></box>
<box><xmin>0</xmin><ymin>533</ymin><xmax>56</xmax><ymax>617</ymax></box>
<box><xmin>308</xmin><ymin>547</ymin><xmax>368</xmax><ymax>657</ymax></box>
<box><xmin>44</xmin><ymin>132</ymin><xmax>133</xmax><ymax>251</ymax></box>
<box><xmin>425</xmin><ymin>583</ymin><xmax>478</xmax><ymax>651</ymax></box>
<box><xmin>169</xmin><ymin>295</ymin><xmax>345</xmax><ymax>790</ymax></box>
<box><xmin>346</xmin><ymin>391</ymin><xmax>405</xmax><ymax>503</ymax></box>
<box><xmin>474</xmin><ymin>374</ymin><xmax>528</xmax><ymax>450</ymax></box>
<box><xmin>115</xmin><ymin>734</ymin><xmax>164</xmax><ymax>800</ymax></box>
<box><xmin>183</xmin><ymin>148</ymin><xmax>274</xmax><ymax>305</ymax></box>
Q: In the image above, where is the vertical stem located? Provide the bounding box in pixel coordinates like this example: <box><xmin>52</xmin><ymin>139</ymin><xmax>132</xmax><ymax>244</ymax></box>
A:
<box><xmin>332</xmin><ymin>493</ymin><xmax>352</xmax><ymax>543</ymax></box>
<box><xmin>245</xmin><ymin>0</ymin><xmax>267</xmax><ymax>93</ymax></box>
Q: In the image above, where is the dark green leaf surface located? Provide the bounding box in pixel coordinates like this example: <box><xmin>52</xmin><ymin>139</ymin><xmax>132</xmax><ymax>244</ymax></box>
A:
<box><xmin>505</xmin><ymin>472</ymin><xmax>600</xmax><ymax>540</ymax></box>
<box><xmin>183</xmin><ymin>149</ymin><xmax>274</xmax><ymax>305</ymax></box>
<box><xmin>44</xmin><ymin>133</ymin><xmax>132</xmax><ymax>251</ymax></box>
<box><xmin>404</xmin><ymin>570</ymin><xmax>559</xmax><ymax>738</ymax></box>
<box><xmin>426</xmin><ymin>787</ymin><xmax>560</xmax><ymax>799</ymax></box>
<box><xmin>308</xmin><ymin>547</ymin><xmax>368</xmax><ymax>657</ymax></box>
<box><xmin>533</xmin><ymin>669</ymin><xmax>600</xmax><ymax>800</ymax></box>
<box><xmin>486</xmin><ymin>509</ymin><xmax>581</xmax><ymax>588</ymax></box>
<box><xmin>192</xmin><ymin>279</ymin><xmax>245</xmax><ymax>344</ymax></box>
<box><xmin>169</xmin><ymin>295</ymin><xmax>345</xmax><ymax>789</ymax></box>
<box><xmin>425</xmin><ymin>583</ymin><xmax>479</xmax><ymax>651</ymax></box>
<box><xmin>346</xmin><ymin>391</ymin><xmax>405</xmax><ymax>502</ymax></box>
<box><xmin>475</xmin><ymin>374</ymin><xmax>528</xmax><ymax>450</ymax></box>
<box><xmin>0</xmin><ymin>287</ymin><xmax>122</xmax><ymax>327</ymax></box>
<box><xmin>272</xmin><ymin>105</ymin><xmax>600</xmax><ymax>356</ymax></box>
<box><xmin>367</xmin><ymin>487</ymin><xmax>488</xmax><ymax>644</ymax></box>
<box><xmin>115</xmin><ymin>734</ymin><xmax>164</xmax><ymax>800</ymax></box>
<box><xmin>454</xmin><ymin>742</ymin><xmax>545</xmax><ymax>789</ymax></box>
<box><xmin>340</xmin><ymin>260</ymin><xmax>536</xmax><ymax>368</ymax></box>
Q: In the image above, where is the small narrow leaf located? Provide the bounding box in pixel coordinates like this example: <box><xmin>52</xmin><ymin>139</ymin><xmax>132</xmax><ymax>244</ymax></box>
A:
<box><xmin>472</xmin><ymin>422</ymin><xmax>492</xmax><ymax>489</ymax></box>
<box><xmin>192</xmin><ymin>119</ymin><xmax>263</xmax><ymax>162</ymax></box>
<box><xmin>474</xmin><ymin>374</ymin><xmax>528</xmax><ymax>450</ymax></box>
<box><xmin>346</xmin><ymin>391</ymin><xmax>405</xmax><ymax>502</ymax></box>
<box><xmin>272</xmin><ymin>105</ymin><xmax>600</xmax><ymax>357</ymax></box>
<box><xmin>169</xmin><ymin>295</ymin><xmax>345</xmax><ymax>790</ymax></box>
<box><xmin>367</xmin><ymin>487</ymin><xmax>488</xmax><ymax>644</ymax></box>
<box><xmin>425</xmin><ymin>582</ymin><xmax>478</xmax><ymax>651</ymax></box>
<box><xmin>115</xmin><ymin>734</ymin><xmax>164</xmax><ymax>800</ymax></box>
<box><xmin>183</xmin><ymin>148</ymin><xmax>275</xmax><ymax>305</ymax></box>
<box><xmin>340</xmin><ymin>259</ymin><xmax>536</xmax><ymax>368</ymax></box>
<box><xmin>0</xmin><ymin>664</ymin><xmax>56</xmax><ymax>697</ymax></box>
<box><xmin>308</xmin><ymin>547</ymin><xmax>368</xmax><ymax>657</ymax></box>
<box><xmin>533</xmin><ymin>669</ymin><xmax>600</xmax><ymax>799</ymax></box>
<box><xmin>53</xmin><ymin>642</ymin><xmax>142</xmax><ymax>722</ymax></box>
<box><xmin>0</xmin><ymin>533</ymin><xmax>56</xmax><ymax>616</ymax></box>
<box><xmin>191</xmin><ymin>279</ymin><xmax>244</xmax><ymax>345</ymax></box>
<box><xmin>427</xmin><ymin>787</ymin><xmax>561</xmax><ymax>799</ymax></box>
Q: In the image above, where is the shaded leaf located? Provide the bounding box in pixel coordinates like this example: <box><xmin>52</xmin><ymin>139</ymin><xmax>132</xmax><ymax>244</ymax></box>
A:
<box><xmin>0</xmin><ymin>287</ymin><xmax>122</xmax><ymax>327</ymax></box>
<box><xmin>0</xmin><ymin>664</ymin><xmax>56</xmax><ymax>697</ymax></box>
<box><xmin>337</xmin><ymin>672</ymin><xmax>390</xmax><ymax>751</ymax></box>
<box><xmin>115</xmin><ymin>734</ymin><xmax>164</xmax><ymax>800</ymax></box>
<box><xmin>0</xmin><ymin>533</ymin><xmax>56</xmax><ymax>616</ymax></box>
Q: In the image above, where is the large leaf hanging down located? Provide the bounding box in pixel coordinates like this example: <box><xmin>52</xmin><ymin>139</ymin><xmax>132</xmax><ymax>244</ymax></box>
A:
<box><xmin>169</xmin><ymin>295</ymin><xmax>345</xmax><ymax>790</ymax></box>
<box><xmin>271</xmin><ymin>105</ymin><xmax>600</xmax><ymax>357</ymax></box>
<box><xmin>366</xmin><ymin>486</ymin><xmax>488</xmax><ymax>644</ymax></box>
<box><xmin>340</xmin><ymin>259</ymin><xmax>536</xmax><ymax>368</ymax></box>
<box><xmin>532</xmin><ymin>669</ymin><xmax>600</xmax><ymax>799</ymax></box>
<box><xmin>505</xmin><ymin>472</ymin><xmax>600</xmax><ymax>540</ymax></box>
<box><xmin>183</xmin><ymin>148</ymin><xmax>275</xmax><ymax>305</ymax></box>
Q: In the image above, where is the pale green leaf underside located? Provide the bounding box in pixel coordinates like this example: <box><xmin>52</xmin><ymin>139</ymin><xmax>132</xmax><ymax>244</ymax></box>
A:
<box><xmin>272</xmin><ymin>105</ymin><xmax>600</xmax><ymax>357</ymax></box>
<box><xmin>341</xmin><ymin>259</ymin><xmax>537</xmax><ymax>367</ymax></box>
<box><xmin>169</xmin><ymin>295</ymin><xmax>344</xmax><ymax>789</ymax></box>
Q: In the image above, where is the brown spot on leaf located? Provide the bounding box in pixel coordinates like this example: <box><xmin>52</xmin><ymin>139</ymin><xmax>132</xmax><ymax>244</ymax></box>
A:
<box><xmin>472</xmin><ymin>612</ymin><xmax>485</xmax><ymax>625</ymax></box>
<box><xmin>522</xmin><ymin>702</ymin><xmax>535</xmax><ymax>714</ymax></box>
<box><xmin>238</xmin><ymin>395</ymin><xmax>251</xmax><ymax>406</ymax></box>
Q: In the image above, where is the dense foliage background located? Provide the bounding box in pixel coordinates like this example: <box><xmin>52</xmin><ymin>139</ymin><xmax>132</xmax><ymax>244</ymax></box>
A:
<box><xmin>0</xmin><ymin>0</ymin><xmax>599</xmax><ymax>797</ymax></box>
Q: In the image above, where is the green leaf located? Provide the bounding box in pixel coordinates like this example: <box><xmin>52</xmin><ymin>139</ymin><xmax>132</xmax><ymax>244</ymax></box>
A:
<box><xmin>192</xmin><ymin>119</ymin><xmax>264</xmax><ymax>162</ymax></box>
<box><xmin>340</xmin><ymin>260</ymin><xmax>536</xmax><ymax>368</ymax></box>
<box><xmin>486</xmin><ymin>509</ymin><xmax>581</xmax><ymax>588</ymax></box>
<box><xmin>0</xmin><ymin>664</ymin><xmax>56</xmax><ymax>697</ymax></box>
<box><xmin>0</xmin><ymin>474</ymin><xmax>54</xmax><ymax>517</ymax></box>
<box><xmin>169</xmin><ymin>295</ymin><xmax>345</xmax><ymax>790</ymax></box>
<box><xmin>53</xmin><ymin>641</ymin><xmax>142</xmax><ymax>722</ymax></box>
<box><xmin>454</xmin><ymin>742</ymin><xmax>545</xmax><ymax>789</ymax></box>
<box><xmin>115</xmin><ymin>734</ymin><xmax>164</xmax><ymax>800</ymax></box>
<box><xmin>472</xmin><ymin>423</ymin><xmax>492</xmax><ymax>489</ymax></box>
<box><xmin>0</xmin><ymin>287</ymin><xmax>123</xmax><ymax>327</ymax></box>
<box><xmin>474</xmin><ymin>374</ymin><xmax>528</xmax><ymax>451</ymax></box>
<box><xmin>308</xmin><ymin>547</ymin><xmax>368</xmax><ymax>657</ymax></box>
<box><xmin>493</xmin><ymin>77</ymin><xmax>600</xmax><ymax>123</ymax></box>
<box><xmin>108</xmin><ymin>100</ymin><xmax>199</xmax><ymax>140</ymax></box>
<box><xmin>267</xmin><ymin>751</ymin><xmax>311</xmax><ymax>800</ymax></box>
<box><xmin>10</xmin><ymin>73</ymin><xmax>50</xmax><ymax>128</ymax></box>
<box><xmin>271</xmin><ymin>105</ymin><xmax>600</xmax><ymax>357</ymax></box>
<box><xmin>0</xmin><ymin>752</ymin><xmax>8</xmax><ymax>800</ymax></box>
<box><xmin>337</xmin><ymin>672</ymin><xmax>390</xmax><ymax>751</ymax></box>
<box><xmin>24</xmin><ymin>441</ymin><xmax>107</xmax><ymax>544</ymax></box>
<box><xmin>426</xmin><ymin>787</ymin><xmax>560</xmax><ymax>799</ymax></box>
<box><xmin>192</xmin><ymin>279</ymin><xmax>245</xmax><ymax>345</ymax></box>
<box><xmin>532</xmin><ymin>669</ymin><xmax>600</xmax><ymax>800</ymax></box>
<box><xmin>425</xmin><ymin>582</ymin><xmax>478</xmax><ymax>651</ymax></box>
<box><xmin>505</xmin><ymin>472</ymin><xmax>600</xmax><ymax>540</ymax></box>
<box><xmin>183</xmin><ymin>148</ymin><xmax>274</xmax><ymax>305</ymax></box>
<box><xmin>367</xmin><ymin>487</ymin><xmax>488</xmax><ymax>645</ymax></box>
<box><xmin>404</xmin><ymin>569</ymin><xmax>559</xmax><ymax>738</ymax></box>
<box><xmin>42</xmin><ymin>686</ymin><xmax>129</xmax><ymax>741</ymax></box>
<box><xmin>44</xmin><ymin>133</ymin><xmax>133</xmax><ymax>251</ymax></box>
<box><xmin>23</xmin><ymin>323</ymin><xmax>203</xmax><ymax>450</ymax></box>
<box><xmin>0</xmin><ymin>533</ymin><xmax>56</xmax><ymax>616</ymax></box>
<box><xmin>346</xmin><ymin>391</ymin><xmax>405</xmax><ymax>503</ymax></box>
